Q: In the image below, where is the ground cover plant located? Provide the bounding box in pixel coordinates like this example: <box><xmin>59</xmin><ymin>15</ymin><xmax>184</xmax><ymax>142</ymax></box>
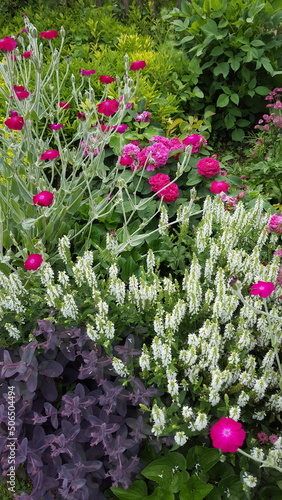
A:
<box><xmin>0</xmin><ymin>7</ymin><xmax>282</xmax><ymax>500</ymax></box>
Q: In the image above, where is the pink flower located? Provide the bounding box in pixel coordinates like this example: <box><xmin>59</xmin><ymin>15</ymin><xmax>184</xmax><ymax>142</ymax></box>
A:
<box><xmin>120</xmin><ymin>155</ymin><xmax>133</xmax><ymax>166</ymax></box>
<box><xmin>149</xmin><ymin>173</ymin><xmax>171</xmax><ymax>192</ymax></box>
<box><xmin>99</xmin><ymin>75</ymin><xmax>115</xmax><ymax>84</ymax></box>
<box><xmin>22</xmin><ymin>29</ymin><xmax>27</xmax><ymax>34</ymax></box>
<box><xmin>197</xmin><ymin>157</ymin><xmax>221</xmax><ymax>178</ymax></box>
<box><xmin>267</xmin><ymin>214</ymin><xmax>282</xmax><ymax>234</ymax></box>
<box><xmin>274</xmin><ymin>249</ymin><xmax>282</xmax><ymax>257</ymax></box>
<box><xmin>138</xmin><ymin>142</ymin><xmax>170</xmax><ymax>171</ymax></box>
<box><xmin>40</xmin><ymin>150</ymin><xmax>60</xmax><ymax>160</ymax></box>
<box><xmin>130</xmin><ymin>60</ymin><xmax>146</xmax><ymax>71</ymax></box>
<box><xmin>210</xmin><ymin>181</ymin><xmax>230</xmax><ymax>194</ymax></box>
<box><xmin>24</xmin><ymin>254</ymin><xmax>43</xmax><ymax>271</ymax></box>
<box><xmin>4</xmin><ymin>116</ymin><xmax>24</xmax><ymax>130</ymax></box>
<box><xmin>76</xmin><ymin>112</ymin><xmax>86</xmax><ymax>120</ymax></box>
<box><xmin>269</xmin><ymin>434</ymin><xmax>278</xmax><ymax>443</ymax></box>
<box><xmin>210</xmin><ymin>417</ymin><xmax>246</xmax><ymax>453</ymax></box>
<box><xmin>80</xmin><ymin>69</ymin><xmax>96</xmax><ymax>76</ymax></box>
<box><xmin>22</xmin><ymin>50</ymin><xmax>33</xmax><ymax>58</ymax></box>
<box><xmin>50</xmin><ymin>123</ymin><xmax>64</xmax><ymax>130</ymax></box>
<box><xmin>40</xmin><ymin>31</ymin><xmax>58</xmax><ymax>39</ymax></box>
<box><xmin>14</xmin><ymin>90</ymin><xmax>30</xmax><ymax>100</ymax></box>
<box><xmin>257</xmin><ymin>432</ymin><xmax>268</xmax><ymax>444</ymax></box>
<box><xmin>114</xmin><ymin>124</ymin><xmax>128</xmax><ymax>133</ymax></box>
<box><xmin>0</xmin><ymin>36</ymin><xmax>17</xmax><ymax>51</ymax></box>
<box><xmin>182</xmin><ymin>134</ymin><xmax>207</xmax><ymax>153</ymax></box>
<box><xmin>33</xmin><ymin>191</ymin><xmax>54</xmax><ymax>207</ymax></box>
<box><xmin>157</xmin><ymin>183</ymin><xmax>179</xmax><ymax>203</ymax></box>
<box><xmin>97</xmin><ymin>99</ymin><xmax>119</xmax><ymax>116</ymax></box>
<box><xmin>135</xmin><ymin>111</ymin><xmax>151</xmax><ymax>122</ymax></box>
<box><xmin>123</xmin><ymin>144</ymin><xmax>140</xmax><ymax>157</ymax></box>
<box><xmin>58</xmin><ymin>102</ymin><xmax>70</xmax><ymax>109</ymax></box>
<box><xmin>250</xmin><ymin>281</ymin><xmax>275</xmax><ymax>298</ymax></box>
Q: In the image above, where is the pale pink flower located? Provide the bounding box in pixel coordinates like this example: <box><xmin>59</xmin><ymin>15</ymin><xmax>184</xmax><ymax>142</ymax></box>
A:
<box><xmin>268</xmin><ymin>214</ymin><xmax>282</xmax><ymax>234</ymax></box>
<box><xmin>269</xmin><ymin>434</ymin><xmax>278</xmax><ymax>443</ymax></box>
<box><xmin>257</xmin><ymin>432</ymin><xmax>268</xmax><ymax>444</ymax></box>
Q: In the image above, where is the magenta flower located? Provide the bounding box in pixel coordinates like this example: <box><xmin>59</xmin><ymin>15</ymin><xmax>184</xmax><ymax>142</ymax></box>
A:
<box><xmin>182</xmin><ymin>134</ymin><xmax>207</xmax><ymax>153</ymax></box>
<box><xmin>135</xmin><ymin>111</ymin><xmax>151</xmax><ymax>122</ymax></box>
<box><xmin>76</xmin><ymin>112</ymin><xmax>86</xmax><ymax>120</ymax></box>
<box><xmin>99</xmin><ymin>75</ymin><xmax>115</xmax><ymax>84</ymax></box>
<box><xmin>80</xmin><ymin>68</ymin><xmax>96</xmax><ymax>76</ymax></box>
<box><xmin>210</xmin><ymin>181</ymin><xmax>230</xmax><ymax>194</ymax></box>
<box><xmin>40</xmin><ymin>150</ymin><xmax>60</xmax><ymax>161</ymax></box>
<box><xmin>4</xmin><ymin>116</ymin><xmax>24</xmax><ymax>130</ymax></box>
<box><xmin>120</xmin><ymin>155</ymin><xmax>133</xmax><ymax>166</ymax></box>
<box><xmin>40</xmin><ymin>30</ymin><xmax>58</xmax><ymax>39</ymax></box>
<box><xmin>24</xmin><ymin>254</ymin><xmax>43</xmax><ymax>271</ymax></box>
<box><xmin>50</xmin><ymin>123</ymin><xmax>64</xmax><ymax>130</ymax></box>
<box><xmin>267</xmin><ymin>214</ymin><xmax>282</xmax><ymax>235</ymax></box>
<box><xmin>250</xmin><ymin>281</ymin><xmax>275</xmax><ymax>298</ymax></box>
<box><xmin>196</xmin><ymin>157</ymin><xmax>221</xmax><ymax>178</ymax></box>
<box><xmin>58</xmin><ymin>102</ymin><xmax>70</xmax><ymax>109</ymax></box>
<box><xmin>97</xmin><ymin>99</ymin><xmax>119</xmax><ymax>116</ymax></box>
<box><xmin>0</xmin><ymin>36</ymin><xmax>17</xmax><ymax>51</ymax></box>
<box><xmin>22</xmin><ymin>28</ymin><xmax>27</xmax><ymax>34</ymax></box>
<box><xmin>210</xmin><ymin>417</ymin><xmax>246</xmax><ymax>453</ymax></box>
<box><xmin>149</xmin><ymin>173</ymin><xmax>171</xmax><ymax>192</ymax></box>
<box><xmin>14</xmin><ymin>90</ymin><xmax>30</xmax><ymax>100</ymax></box>
<box><xmin>22</xmin><ymin>50</ymin><xmax>33</xmax><ymax>58</ymax></box>
<box><xmin>33</xmin><ymin>191</ymin><xmax>54</xmax><ymax>207</ymax></box>
<box><xmin>114</xmin><ymin>124</ymin><xmax>128</xmax><ymax>133</ymax></box>
<box><xmin>129</xmin><ymin>60</ymin><xmax>146</xmax><ymax>71</ymax></box>
<box><xmin>157</xmin><ymin>183</ymin><xmax>179</xmax><ymax>203</ymax></box>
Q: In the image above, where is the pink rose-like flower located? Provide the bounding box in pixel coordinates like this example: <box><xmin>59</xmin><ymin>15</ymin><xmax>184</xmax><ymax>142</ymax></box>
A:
<box><xmin>210</xmin><ymin>181</ymin><xmax>230</xmax><ymax>194</ymax></box>
<box><xmin>114</xmin><ymin>124</ymin><xmax>128</xmax><ymax>133</ymax></box>
<box><xmin>80</xmin><ymin>69</ymin><xmax>96</xmax><ymax>76</ymax></box>
<box><xmin>157</xmin><ymin>183</ymin><xmax>179</xmax><ymax>203</ymax></box>
<box><xmin>182</xmin><ymin>134</ymin><xmax>208</xmax><ymax>153</ymax></box>
<box><xmin>50</xmin><ymin>123</ymin><xmax>64</xmax><ymax>130</ymax></box>
<box><xmin>5</xmin><ymin>116</ymin><xmax>24</xmax><ymax>130</ymax></box>
<box><xmin>197</xmin><ymin>157</ymin><xmax>221</xmax><ymax>178</ymax></box>
<box><xmin>210</xmin><ymin>417</ymin><xmax>246</xmax><ymax>453</ymax></box>
<box><xmin>58</xmin><ymin>102</ymin><xmax>70</xmax><ymax>109</ymax></box>
<box><xmin>24</xmin><ymin>254</ymin><xmax>43</xmax><ymax>271</ymax></box>
<box><xmin>250</xmin><ymin>281</ymin><xmax>275</xmax><ymax>298</ymax></box>
<box><xmin>149</xmin><ymin>173</ymin><xmax>171</xmax><ymax>192</ymax></box>
<box><xmin>97</xmin><ymin>99</ymin><xmax>119</xmax><ymax>116</ymax></box>
<box><xmin>135</xmin><ymin>111</ymin><xmax>151</xmax><ymax>122</ymax></box>
<box><xmin>257</xmin><ymin>432</ymin><xmax>268</xmax><ymax>444</ymax></box>
<box><xmin>22</xmin><ymin>50</ymin><xmax>33</xmax><ymax>59</ymax></box>
<box><xmin>267</xmin><ymin>214</ymin><xmax>282</xmax><ymax>235</ymax></box>
<box><xmin>33</xmin><ymin>191</ymin><xmax>54</xmax><ymax>207</ymax></box>
<box><xmin>130</xmin><ymin>60</ymin><xmax>146</xmax><ymax>71</ymax></box>
<box><xmin>99</xmin><ymin>75</ymin><xmax>115</xmax><ymax>84</ymax></box>
<box><xmin>40</xmin><ymin>150</ymin><xmax>60</xmax><ymax>161</ymax></box>
<box><xmin>0</xmin><ymin>36</ymin><xmax>17</xmax><ymax>51</ymax></box>
<box><xmin>40</xmin><ymin>31</ymin><xmax>58</xmax><ymax>40</ymax></box>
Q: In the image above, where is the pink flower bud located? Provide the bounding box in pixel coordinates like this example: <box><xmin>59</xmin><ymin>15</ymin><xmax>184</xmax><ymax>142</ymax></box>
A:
<box><xmin>80</xmin><ymin>69</ymin><xmax>96</xmax><ymax>76</ymax></box>
<box><xmin>49</xmin><ymin>123</ymin><xmax>64</xmax><ymax>130</ymax></box>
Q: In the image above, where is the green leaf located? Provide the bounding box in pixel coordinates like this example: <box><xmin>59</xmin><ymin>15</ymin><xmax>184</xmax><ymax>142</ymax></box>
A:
<box><xmin>236</xmin><ymin>119</ymin><xmax>251</xmax><ymax>127</ymax></box>
<box><xmin>180</xmin><ymin>475</ymin><xmax>213</xmax><ymax>500</ymax></box>
<box><xmin>230</xmin><ymin>93</ymin><xmax>239</xmax><ymax>105</ymax></box>
<box><xmin>231</xmin><ymin>128</ymin><xmax>245</xmax><ymax>141</ymax></box>
<box><xmin>193</xmin><ymin>86</ymin><xmax>204</xmax><ymax>98</ymax></box>
<box><xmin>210</xmin><ymin>46</ymin><xmax>224</xmax><ymax>56</ymax></box>
<box><xmin>216</xmin><ymin>94</ymin><xmax>229</xmax><ymax>107</ymax></box>
<box><xmin>22</xmin><ymin>218</ymin><xmax>37</xmax><ymax>230</ymax></box>
<box><xmin>186</xmin><ymin>173</ymin><xmax>203</xmax><ymax>186</ymax></box>
<box><xmin>144</xmin><ymin>487</ymin><xmax>174</xmax><ymax>500</ymax></box>
<box><xmin>255</xmin><ymin>86</ymin><xmax>271</xmax><ymax>95</ymax></box>
<box><xmin>224</xmin><ymin>113</ymin><xmax>236</xmax><ymax>129</ymax></box>
<box><xmin>213</xmin><ymin>62</ymin><xmax>229</xmax><ymax>78</ymax></box>
<box><xmin>141</xmin><ymin>453</ymin><xmax>188</xmax><ymax>493</ymax></box>
<box><xmin>186</xmin><ymin>446</ymin><xmax>221</xmax><ymax>472</ymax></box>
<box><xmin>251</xmin><ymin>39</ymin><xmax>265</xmax><ymax>47</ymax></box>
<box><xmin>110</xmin><ymin>481</ymin><xmax>148</xmax><ymax>500</ymax></box>
<box><xmin>230</xmin><ymin>58</ymin><xmax>240</xmax><ymax>72</ymax></box>
<box><xmin>261</xmin><ymin>58</ymin><xmax>274</xmax><ymax>75</ymax></box>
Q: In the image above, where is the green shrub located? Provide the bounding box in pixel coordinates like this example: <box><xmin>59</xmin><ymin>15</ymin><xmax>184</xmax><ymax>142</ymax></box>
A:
<box><xmin>163</xmin><ymin>0</ymin><xmax>282</xmax><ymax>141</ymax></box>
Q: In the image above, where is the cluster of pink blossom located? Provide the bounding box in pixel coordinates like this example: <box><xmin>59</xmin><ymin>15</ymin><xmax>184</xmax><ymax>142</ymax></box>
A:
<box><xmin>220</xmin><ymin>192</ymin><xmax>245</xmax><ymax>211</ymax></box>
<box><xmin>257</xmin><ymin>432</ymin><xmax>278</xmax><ymax>444</ymax></box>
<box><xmin>254</xmin><ymin>88</ymin><xmax>282</xmax><ymax>133</ymax></box>
<box><xmin>267</xmin><ymin>214</ymin><xmax>282</xmax><ymax>235</ymax></box>
<box><xmin>135</xmin><ymin>111</ymin><xmax>151</xmax><ymax>122</ymax></box>
<box><xmin>148</xmin><ymin>173</ymin><xmax>179</xmax><ymax>202</ymax></box>
<box><xmin>11</xmin><ymin>84</ymin><xmax>30</xmax><ymax>100</ymax></box>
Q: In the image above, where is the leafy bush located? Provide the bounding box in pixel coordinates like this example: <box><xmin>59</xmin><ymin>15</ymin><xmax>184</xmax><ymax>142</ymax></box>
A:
<box><xmin>163</xmin><ymin>0</ymin><xmax>282</xmax><ymax>141</ymax></box>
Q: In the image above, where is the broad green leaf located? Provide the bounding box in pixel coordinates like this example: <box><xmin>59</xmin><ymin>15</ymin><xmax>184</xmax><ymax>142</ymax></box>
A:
<box><xmin>144</xmin><ymin>487</ymin><xmax>174</xmax><ymax>500</ymax></box>
<box><xmin>261</xmin><ymin>58</ymin><xmax>274</xmax><ymax>75</ymax></box>
<box><xmin>110</xmin><ymin>481</ymin><xmax>147</xmax><ymax>500</ymax></box>
<box><xmin>141</xmin><ymin>453</ymin><xmax>188</xmax><ymax>492</ymax></box>
<box><xmin>210</xmin><ymin>46</ymin><xmax>224</xmax><ymax>56</ymax></box>
<box><xmin>230</xmin><ymin>93</ymin><xmax>239</xmax><ymax>105</ymax></box>
<box><xmin>193</xmin><ymin>86</ymin><xmax>204</xmax><ymax>98</ymax></box>
<box><xmin>213</xmin><ymin>62</ymin><xmax>229</xmax><ymax>78</ymax></box>
<box><xmin>216</xmin><ymin>94</ymin><xmax>229</xmax><ymax>107</ymax></box>
<box><xmin>224</xmin><ymin>113</ymin><xmax>236</xmax><ymax>129</ymax></box>
<box><xmin>255</xmin><ymin>86</ymin><xmax>271</xmax><ymax>95</ymax></box>
<box><xmin>180</xmin><ymin>475</ymin><xmax>213</xmax><ymax>500</ymax></box>
<box><xmin>236</xmin><ymin>119</ymin><xmax>251</xmax><ymax>127</ymax></box>
<box><xmin>186</xmin><ymin>446</ymin><xmax>221</xmax><ymax>472</ymax></box>
<box><xmin>251</xmin><ymin>39</ymin><xmax>265</xmax><ymax>47</ymax></box>
<box><xmin>231</xmin><ymin>128</ymin><xmax>245</xmax><ymax>141</ymax></box>
<box><xmin>230</xmin><ymin>58</ymin><xmax>240</xmax><ymax>72</ymax></box>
